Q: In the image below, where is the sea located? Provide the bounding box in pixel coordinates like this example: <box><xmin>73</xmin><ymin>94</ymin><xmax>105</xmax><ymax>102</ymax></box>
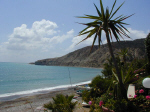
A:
<box><xmin>0</xmin><ymin>62</ymin><xmax>102</xmax><ymax>101</ymax></box>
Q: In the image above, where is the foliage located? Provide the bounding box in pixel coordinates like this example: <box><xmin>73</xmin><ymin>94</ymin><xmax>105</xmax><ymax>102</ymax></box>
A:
<box><xmin>129</xmin><ymin>88</ymin><xmax>150</xmax><ymax>112</ymax></box>
<box><xmin>82</xmin><ymin>75</ymin><xmax>111</xmax><ymax>102</ymax></box>
<box><xmin>77</xmin><ymin>0</ymin><xmax>133</xmax><ymax>47</ymax></box>
<box><xmin>102</xmin><ymin>57</ymin><xmax>121</xmax><ymax>79</ymax></box>
<box><xmin>101</xmin><ymin>61</ymin><xmax>112</xmax><ymax>78</ymax></box>
<box><xmin>132</xmin><ymin>58</ymin><xmax>149</xmax><ymax>77</ymax></box>
<box><xmin>132</xmin><ymin>58</ymin><xmax>147</xmax><ymax>70</ymax></box>
<box><xmin>145</xmin><ymin>33</ymin><xmax>150</xmax><ymax>74</ymax></box>
<box><xmin>89</xmin><ymin>75</ymin><xmax>110</xmax><ymax>90</ymax></box>
<box><xmin>84</xmin><ymin>57</ymin><xmax>149</xmax><ymax>112</ymax></box>
<box><xmin>103</xmin><ymin>99</ymin><xmax>137</xmax><ymax>112</ymax></box>
<box><xmin>88</xmin><ymin>92</ymin><xmax>137</xmax><ymax>112</ymax></box>
<box><xmin>117</xmin><ymin>48</ymin><xmax>128</xmax><ymax>64</ymax></box>
<box><xmin>82</xmin><ymin>90</ymin><xmax>91</xmax><ymax>103</ymax></box>
<box><xmin>44</xmin><ymin>94</ymin><xmax>77</xmax><ymax>112</ymax></box>
<box><xmin>95</xmin><ymin>92</ymin><xmax>114</xmax><ymax>105</ymax></box>
<box><xmin>90</xmin><ymin>75</ymin><xmax>111</xmax><ymax>95</ymax></box>
<box><xmin>145</xmin><ymin>33</ymin><xmax>150</xmax><ymax>63</ymax></box>
<box><xmin>101</xmin><ymin>58</ymin><xmax>113</xmax><ymax>79</ymax></box>
<box><xmin>77</xmin><ymin>0</ymin><xmax>133</xmax><ymax>100</ymax></box>
<box><xmin>113</xmin><ymin>66</ymin><xmax>135</xmax><ymax>99</ymax></box>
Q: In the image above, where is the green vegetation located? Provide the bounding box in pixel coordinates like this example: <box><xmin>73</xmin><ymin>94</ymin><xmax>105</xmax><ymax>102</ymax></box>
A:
<box><xmin>43</xmin><ymin>0</ymin><xmax>149</xmax><ymax>111</ymax></box>
<box><xmin>81</xmin><ymin>52</ymin><xmax>149</xmax><ymax>111</ymax></box>
<box><xmin>145</xmin><ymin>33</ymin><xmax>150</xmax><ymax>63</ymax></box>
<box><xmin>82</xmin><ymin>75</ymin><xmax>111</xmax><ymax>102</ymax></box>
<box><xmin>44</xmin><ymin>94</ymin><xmax>77</xmax><ymax>112</ymax></box>
<box><xmin>77</xmin><ymin>0</ymin><xmax>133</xmax><ymax>100</ymax></box>
<box><xmin>145</xmin><ymin>33</ymin><xmax>150</xmax><ymax>74</ymax></box>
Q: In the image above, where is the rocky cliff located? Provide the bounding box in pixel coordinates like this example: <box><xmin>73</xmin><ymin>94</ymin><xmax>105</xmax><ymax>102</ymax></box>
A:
<box><xmin>34</xmin><ymin>38</ymin><xmax>146</xmax><ymax>68</ymax></box>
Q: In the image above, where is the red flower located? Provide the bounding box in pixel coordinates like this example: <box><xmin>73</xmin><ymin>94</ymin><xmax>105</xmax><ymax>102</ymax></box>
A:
<box><xmin>139</xmin><ymin>89</ymin><xmax>144</xmax><ymax>93</ymax></box>
<box><xmin>99</xmin><ymin>101</ymin><xmax>104</xmax><ymax>107</ymax></box>
<box><xmin>134</xmin><ymin>95</ymin><xmax>137</xmax><ymax>98</ymax></box>
<box><xmin>88</xmin><ymin>101</ymin><xmax>92</xmax><ymax>105</ymax></box>
<box><xmin>146</xmin><ymin>95</ymin><xmax>150</xmax><ymax>100</ymax></box>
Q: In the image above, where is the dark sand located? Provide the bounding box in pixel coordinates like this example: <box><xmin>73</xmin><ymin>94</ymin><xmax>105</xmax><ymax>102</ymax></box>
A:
<box><xmin>0</xmin><ymin>88</ymin><xmax>90</xmax><ymax>112</ymax></box>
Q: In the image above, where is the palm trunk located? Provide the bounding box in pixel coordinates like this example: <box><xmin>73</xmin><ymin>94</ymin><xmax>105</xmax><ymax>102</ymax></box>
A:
<box><xmin>106</xmin><ymin>32</ymin><xmax>128</xmax><ymax>100</ymax></box>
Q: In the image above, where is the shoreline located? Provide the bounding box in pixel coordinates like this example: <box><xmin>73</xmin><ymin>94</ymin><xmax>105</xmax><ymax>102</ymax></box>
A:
<box><xmin>29</xmin><ymin>63</ymin><xmax>104</xmax><ymax>69</ymax></box>
<box><xmin>0</xmin><ymin>86</ymin><xmax>90</xmax><ymax>112</ymax></box>
<box><xmin>0</xmin><ymin>80</ymin><xmax>91</xmax><ymax>102</ymax></box>
<box><xmin>0</xmin><ymin>88</ymin><xmax>74</xmax><ymax>112</ymax></box>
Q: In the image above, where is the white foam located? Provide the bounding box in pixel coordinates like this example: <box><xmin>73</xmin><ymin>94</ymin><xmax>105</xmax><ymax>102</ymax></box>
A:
<box><xmin>0</xmin><ymin>80</ymin><xmax>91</xmax><ymax>100</ymax></box>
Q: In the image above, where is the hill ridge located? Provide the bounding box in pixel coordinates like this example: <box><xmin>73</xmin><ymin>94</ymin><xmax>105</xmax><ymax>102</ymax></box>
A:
<box><xmin>34</xmin><ymin>38</ymin><xmax>146</xmax><ymax>68</ymax></box>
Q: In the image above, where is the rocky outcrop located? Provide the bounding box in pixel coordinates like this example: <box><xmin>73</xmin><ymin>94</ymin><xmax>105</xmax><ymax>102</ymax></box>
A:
<box><xmin>34</xmin><ymin>38</ymin><xmax>146</xmax><ymax>68</ymax></box>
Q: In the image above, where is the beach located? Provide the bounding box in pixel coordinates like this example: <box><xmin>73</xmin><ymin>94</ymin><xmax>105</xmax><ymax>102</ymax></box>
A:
<box><xmin>0</xmin><ymin>63</ymin><xmax>100</xmax><ymax>112</ymax></box>
<box><xmin>0</xmin><ymin>87</ymin><xmax>90</xmax><ymax>112</ymax></box>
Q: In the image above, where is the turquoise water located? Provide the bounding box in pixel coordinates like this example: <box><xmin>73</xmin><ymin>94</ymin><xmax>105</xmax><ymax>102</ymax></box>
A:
<box><xmin>0</xmin><ymin>62</ymin><xmax>102</xmax><ymax>101</ymax></box>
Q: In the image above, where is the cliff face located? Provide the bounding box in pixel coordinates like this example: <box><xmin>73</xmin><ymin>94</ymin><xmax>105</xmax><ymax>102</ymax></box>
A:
<box><xmin>34</xmin><ymin>38</ymin><xmax>146</xmax><ymax>68</ymax></box>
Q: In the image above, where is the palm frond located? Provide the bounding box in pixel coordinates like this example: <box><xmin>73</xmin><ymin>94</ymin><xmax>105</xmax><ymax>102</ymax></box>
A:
<box><xmin>94</xmin><ymin>3</ymin><xmax>101</xmax><ymax>17</ymax></box>
<box><xmin>78</xmin><ymin>26</ymin><xmax>91</xmax><ymax>34</ymax></box>
<box><xmin>100</xmin><ymin>0</ymin><xmax>105</xmax><ymax>20</ymax></box>
<box><xmin>78</xmin><ymin>28</ymin><xmax>95</xmax><ymax>36</ymax></box>
<box><xmin>109</xmin><ymin>23</ymin><xmax>120</xmax><ymax>42</ymax></box>
<box><xmin>77</xmin><ymin>15</ymin><xmax>100</xmax><ymax>20</ymax></box>
<box><xmin>77</xmin><ymin>28</ymin><xmax>97</xmax><ymax>45</ymax></box>
<box><xmin>105</xmin><ymin>7</ymin><xmax>110</xmax><ymax>19</ymax></box>
<box><xmin>114</xmin><ymin>15</ymin><xmax>123</xmax><ymax>21</ymax></box>
<box><xmin>112</xmin><ymin>69</ymin><xmax>119</xmax><ymax>82</ymax></box>
<box><xmin>90</xmin><ymin>33</ymin><xmax>98</xmax><ymax>52</ymax></box>
<box><xmin>110</xmin><ymin>0</ymin><xmax>117</xmax><ymax>16</ymax></box>
<box><xmin>98</xmin><ymin>30</ymin><xmax>102</xmax><ymax>48</ymax></box>
<box><xmin>109</xmin><ymin>1</ymin><xmax>125</xmax><ymax>19</ymax></box>
<box><xmin>118</xmin><ymin>14</ymin><xmax>134</xmax><ymax>22</ymax></box>
<box><xmin>77</xmin><ymin>0</ymin><xmax>133</xmax><ymax>55</ymax></box>
<box><xmin>115</xmin><ymin>24</ymin><xmax>130</xmax><ymax>38</ymax></box>
<box><xmin>108</xmin><ymin>29</ymin><xmax>113</xmax><ymax>42</ymax></box>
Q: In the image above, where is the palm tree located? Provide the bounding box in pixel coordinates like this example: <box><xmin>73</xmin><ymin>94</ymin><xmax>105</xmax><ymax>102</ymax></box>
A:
<box><xmin>44</xmin><ymin>94</ymin><xmax>77</xmax><ymax>112</ymax></box>
<box><xmin>77</xmin><ymin>0</ymin><xmax>133</xmax><ymax>99</ymax></box>
<box><xmin>118</xmin><ymin>48</ymin><xmax>128</xmax><ymax>64</ymax></box>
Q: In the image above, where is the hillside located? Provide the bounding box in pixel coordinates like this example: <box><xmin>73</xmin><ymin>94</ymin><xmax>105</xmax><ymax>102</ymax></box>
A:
<box><xmin>34</xmin><ymin>38</ymin><xmax>146</xmax><ymax>68</ymax></box>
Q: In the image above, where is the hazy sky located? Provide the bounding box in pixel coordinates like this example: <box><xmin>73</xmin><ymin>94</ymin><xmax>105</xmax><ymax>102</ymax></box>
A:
<box><xmin>0</xmin><ymin>0</ymin><xmax>149</xmax><ymax>63</ymax></box>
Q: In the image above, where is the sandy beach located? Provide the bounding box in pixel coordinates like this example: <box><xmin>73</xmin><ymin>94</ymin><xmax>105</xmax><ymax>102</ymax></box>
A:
<box><xmin>0</xmin><ymin>88</ymin><xmax>90</xmax><ymax>112</ymax></box>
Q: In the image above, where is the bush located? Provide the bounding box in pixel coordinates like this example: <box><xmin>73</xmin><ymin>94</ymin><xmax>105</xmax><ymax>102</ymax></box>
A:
<box><xmin>82</xmin><ymin>75</ymin><xmax>112</xmax><ymax>101</ymax></box>
<box><xmin>104</xmin><ymin>99</ymin><xmax>138</xmax><ymax>112</ymax></box>
<box><xmin>89</xmin><ymin>75</ymin><xmax>111</xmax><ymax>92</ymax></box>
<box><xmin>82</xmin><ymin>75</ymin><xmax>111</xmax><ymax>103</ymax></box>
<box><xmin>82</xmin><ymin>90</ymin><xmax>91</xmax><ymax>103</ymax></box>
<box><xmin>129</xmin><ymin>88</ymin><xmax>150</xmax><ymax>112</ymax></box>
<box><xmin>44</xmin><ymin>94</ymin><xmax>77</xmax><ymax>112</ymax></box>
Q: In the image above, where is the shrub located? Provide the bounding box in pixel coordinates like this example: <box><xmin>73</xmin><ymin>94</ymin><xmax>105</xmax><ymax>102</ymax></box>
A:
<box><xmin>145</xmin><ymin>33</ymin><xmax>150</xmax><ymax>64</ymax></box>
<box><xmin>44</xmin><ymin>94</ymin><xmax>77</xmax><ymax>112</ymax></box>
<box><xmin>83</xmin><ymin>75</ymin><xmax>112</xmax><ymax>101</ymax></box>
<box><xmin>103</xmin><ymin>99</ymin><xmax>137</xmax><ymax>112</ymax></box>
<box><xmin>129</xmin><ymin>88</ymin><xmax>150</xmax><ymax>112</ymax></box>
<box><xmin>82</xmin><ymin>90</ymin><xmax>91</xmax><ymax>103</ymax></box>
<box><xmin>89</xmin><ymin>75</ymin><xmax>111</xmax><ymax>92</ymax></box>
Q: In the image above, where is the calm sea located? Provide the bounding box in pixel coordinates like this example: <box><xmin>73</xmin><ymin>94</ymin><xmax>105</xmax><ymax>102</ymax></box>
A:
<box><xmin>0</xmin><ymin>62</ymin><xmax>102</xmax><ymax>101</ymax></box>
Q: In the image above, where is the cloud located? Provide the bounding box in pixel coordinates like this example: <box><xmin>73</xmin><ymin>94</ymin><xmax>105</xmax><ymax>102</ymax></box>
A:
<box><xmin>127</xmin><ymin>28</ymin><xmax>147</xmax><ymax>40</ymax></box>
<box><xmin>67</xmin><ymin>28</ymin><xmax>148</xmax><ymax>52</ymax></box>
<box><xmin>0</xmin><ymin>19</ymin><xmax>74</xmax><ymax>62</ymax></box>
<box><xmin>0</xmin><ymin>21</ymin><xmax>148</xmax><ymax>63</ymax></box>
<box><xmin>3</xmin><ymin>19</ymin><xmax>74</xmax><ymax>51</ymax></box>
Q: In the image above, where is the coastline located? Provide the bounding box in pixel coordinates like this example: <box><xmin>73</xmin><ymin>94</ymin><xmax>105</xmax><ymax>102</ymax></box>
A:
<box><xmin>30</xmin><ymin>63</ymin><xmax>103</xmax><ymax>70</ymax></box>
<box><xmin>0</xmin><ymin>80</ymin><xmax>91</xmax><ymax>102</ymax></box>
<box><xmin>0</xmin><ymin>86</ymin><xmax>90</xmax><ymax>112</ymax></box>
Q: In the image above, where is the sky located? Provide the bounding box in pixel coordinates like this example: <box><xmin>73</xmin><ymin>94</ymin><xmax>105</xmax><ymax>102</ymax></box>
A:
<box><xmin>0</xmin><ymin>0</ymin><xmax>149</xmax><ymax>63</ymax></box>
